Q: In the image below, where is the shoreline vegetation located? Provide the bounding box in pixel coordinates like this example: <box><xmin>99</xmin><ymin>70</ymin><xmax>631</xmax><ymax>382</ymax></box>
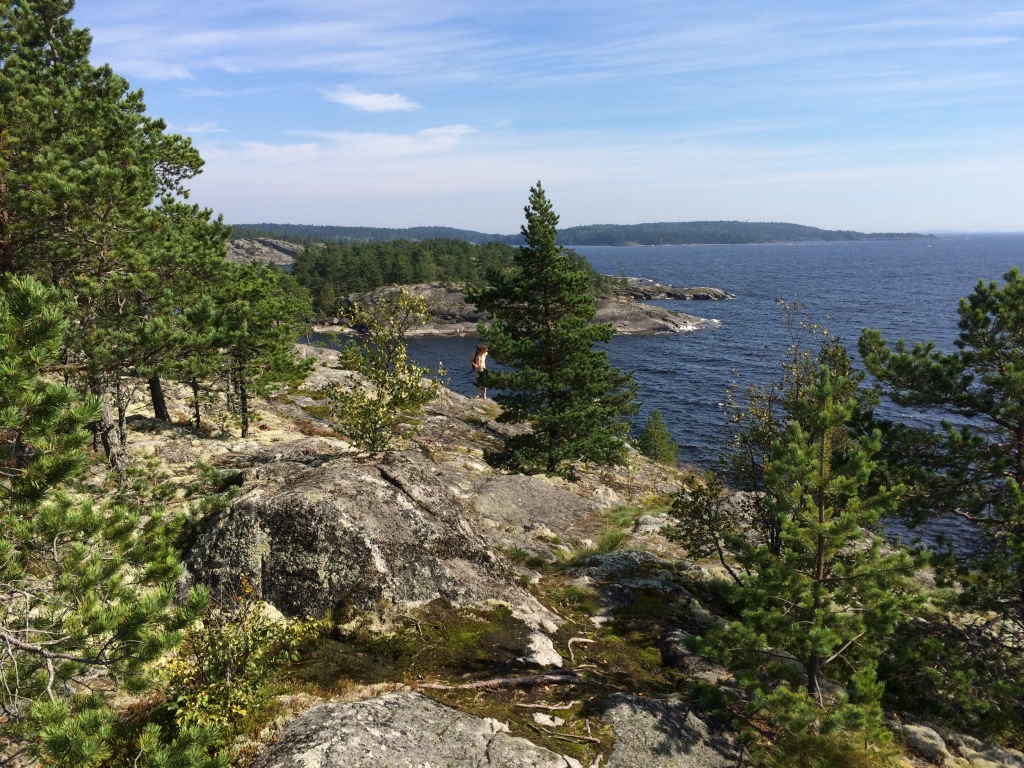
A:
<box><xmin>226</xmin><ymin>236</ymin><xmax>737</xmax><ymax>337</ymax></box>
<box><xmin>230</xmin><ymin>220</ymin><xmax>933</xmax><ymax>247</ymax></box>
<box><xmin>308</xmin><ymin>282</ymin><xmax>729</xmax><ymax>337</ymax></box>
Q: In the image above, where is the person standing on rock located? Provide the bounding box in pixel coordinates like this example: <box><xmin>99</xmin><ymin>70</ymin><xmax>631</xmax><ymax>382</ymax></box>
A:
<box><xmin>471</xmin><ymin>344</ymin><xmax>488</xmax><ymax>399</ymax></box>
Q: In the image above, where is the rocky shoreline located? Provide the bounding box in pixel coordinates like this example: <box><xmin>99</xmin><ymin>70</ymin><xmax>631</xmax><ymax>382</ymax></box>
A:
<box><xmin>314</xmin><ymin>284</ymin><xmax>717</xmax><ymax>337</ymax></box>
<box><xmin>610</xmin><ymin>276</ymin><xmax>737</xmax><ymax>302</ymax></box>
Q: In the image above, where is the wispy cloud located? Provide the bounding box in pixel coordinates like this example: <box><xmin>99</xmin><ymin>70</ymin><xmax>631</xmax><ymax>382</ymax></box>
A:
<box><xmin>322</xmin><ymin>86</ymin><xmax>419</xmax><ymax>112</ymax></box>
<box><xmin>183</xmin><ymin>121</ymin><xmax>228</xmax><ymax>134</ymax></box>
<box><xmin>72</xmin><ymin>0</ymin><xmax>1024</xmax><ymax>232</ymax></box>
<box><xmin>187</xmin><ymin>121</ymin><xmax>1024</xmax><ymax>233</ymax></box>
<box><xmin>180</xmin><ymin>86</ymin><xmax>272</xmax><ymax>97</ymax></box>
<box><xmin>292</xmin><ymin>124</ymin><xmax>475</xmax><ymax>156</ymax></box>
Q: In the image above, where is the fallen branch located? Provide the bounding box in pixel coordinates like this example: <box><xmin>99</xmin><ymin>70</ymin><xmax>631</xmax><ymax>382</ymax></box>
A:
<box><xmin>567</xmin><ymin>637</ymin><xmax>595</xmax><ymax>663</ymax></box>
<box><xmin>529</xmin><ymin>724</ymin><xmax>602</xmax><ymax>745</ymax></box>
<box><xmin>513</xmin><ymin>700</ymin><xmax>580</xmax><ymax>711</ymax></box>
<box><xmin>419</xmin><ymin>670</ymin><xmax>578</xmax><ymax>691</ymax></box>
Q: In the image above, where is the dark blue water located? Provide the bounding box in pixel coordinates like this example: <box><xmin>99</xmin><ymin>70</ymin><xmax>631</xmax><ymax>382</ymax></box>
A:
<box><xmin>401</xmin><ymin>236</ymin><xmax>1022</xmax><ymax>470</ymax></box>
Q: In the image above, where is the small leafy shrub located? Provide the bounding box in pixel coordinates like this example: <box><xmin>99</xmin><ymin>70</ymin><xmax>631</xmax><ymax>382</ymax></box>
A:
<box><xmin>162</xmin><ymin>580</ymin><xmax>315</xmax><ymax>742</ymax></box>
<box><xmin>327</xmin><ymin>289</ymin><xmax>443</xmax><ymax>453</ymax></box>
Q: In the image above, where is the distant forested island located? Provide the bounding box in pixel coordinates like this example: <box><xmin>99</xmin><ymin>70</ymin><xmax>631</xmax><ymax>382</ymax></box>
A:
<box><xmin>232</xmin><ymin>220</ymin><xmax>931</xmax><ymax>246</ymax></box>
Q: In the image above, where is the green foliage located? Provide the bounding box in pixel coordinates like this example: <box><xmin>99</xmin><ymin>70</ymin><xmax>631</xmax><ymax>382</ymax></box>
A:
<box><xmin>877</xmin><ymin>612</ymin><xmax>1024</xmax><ymax>746</ymax></box>
<box><xmin>0</xmin><ymin>276</ymin><xmax>100</xmax><ymax>506</ymax></box>
<box><xmin>468</xmin><ymin>183</ymin><xmax>638</xmax><ymax>476</ymax></box>
<box><xmin>860</xmin><ymin>267</ymin><xmax>1024</xmax><ymax>740</ymax></box>
<box><xmin>327</xmin><ymin>288</ymin><xmax>443</xmax><ymax>452</ymax></box>
<box><xmin>215</xmin><ymin>262</ymin><xmax>315</xmax><ymax>437</ymax></box>
<box><xmin>670</xmin><ymin>310</ymin><xmax>919</xmax><ymax>754</ymax></box>
<box><xmin>669</xmin><ymin>472</ymin><xmax>743</xmax><ymax>581</ymax></box>
<box><xmin>0</xmin><ymin>0</ymin><xmax>214</xmax><ymax>467</ymax></box>
<box><xmin>750</xmin><ymin>686</ymin><xmax>898</xmax><ymax>768</ymax></box>
<box><xmin>162</xmin><ymin>581</ymin><xmax>313</xmax><ymax>739</ymax></box>
<box><xmin>289</xmin><ymin>235</ymin><xmax>619</xmax><ymax>312</ymax></box>
<box><xmin>292</xmin><ymin>238</ymin><xmax>517</xmax><ymax>306</ymax></box>
<box><xmin>0</xmin><ymin>275</ymin><xmax>210</xmax><ymax>765</ymax></box>
<box><xmin>714</xmin><ymin>367</ymin><xmax>915</xmax><ymax>700</ymax></box>
<box><xmin>596</xmin><ymin>527</ymin><xmax>631</xmax><ymax>553</ymax></box>
<box><xmin>635</xmin><ymin>410</ymin><xmax>680</xmax><ymax>465</ymax></box>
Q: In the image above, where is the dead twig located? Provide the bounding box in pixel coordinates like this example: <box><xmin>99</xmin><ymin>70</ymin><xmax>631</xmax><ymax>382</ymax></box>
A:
<box><xmin>528</xmin><ymin>724</ymin><xmax>602</xmax><ymax>745</ymax></box>
<box><xmin>419</xmin><ymin>670</ymin><xmax>578</xmax><ymax>691</ymax></box>
<box><xmin>567</xmin><ymin>637</ymin><xmax>595</xmax><ymax>663</ymax></box>
<box><xmin>513</xmin><ymin>699</ymin><xmax>580</xmax><ymax>711</ymax></box>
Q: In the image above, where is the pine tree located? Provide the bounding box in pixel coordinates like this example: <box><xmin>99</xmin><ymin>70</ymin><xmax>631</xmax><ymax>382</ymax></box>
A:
<box><xmin>468</xmin><ymin>183</ymin><xmax>637</xmax><ymax>475</ymax></box>
<box><xmin>670</xmin><ymin>317</ymin><xmax>918</xmax><ymax>749</ymax></box>
<box><xmin>728</xmin><ymin>366</ymin><xmax>913</xmax><ymax>702</ymax></box>
<box><xmin>860</xmin><ymin>267</ymin><xmax>1024</xmax><ymax>733</ymax></box>
<box><xmin>1</xmin><ymin>0</ymin><xmax>207</xmax><ymax>468</ymax></box>
<box><xmin>0</xmin><ymin>275</ymin><xmax>215</xmax><ymax>766</ymax></box>
<box><xmin>215</xmin><ymin>262</ymin><xmax>315</xmax><ymax>437</ymax></box>
<box><xmin>636</xmin><ymin>410</ymin><xmax>679</xmax><ymax>465</ymax></box>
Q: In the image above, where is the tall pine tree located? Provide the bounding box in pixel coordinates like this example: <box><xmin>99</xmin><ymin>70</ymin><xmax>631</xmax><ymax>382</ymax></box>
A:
<box><xmin>468</xmin><ymin>183</ymin><xmax>637</xmax><ymax>475</ymax></box>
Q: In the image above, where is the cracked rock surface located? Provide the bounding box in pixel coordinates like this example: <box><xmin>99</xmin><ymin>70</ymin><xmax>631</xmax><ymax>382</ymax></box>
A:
<box><xmin>601</xmin><ymin>693</ymin><xmax>741</xmax><ymax>768</ymax></box>
<box><xmin>186</xmin><ymin>448</ymin><xmax>559</xmax><ymax>636</ymax></box>
<box><xmin>248</xmin><ymin>692</ymin><xmax>578</xmax><ymax>768</ymax></box>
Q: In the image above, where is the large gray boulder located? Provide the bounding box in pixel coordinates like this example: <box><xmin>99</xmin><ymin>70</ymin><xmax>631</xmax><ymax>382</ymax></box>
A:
<box><xmin>601</xmin><ymin>693</ymin><xmax>741</xmax><ymax>768</ymax></box>
<box><xmin>248</xmin><ymin>692</ymin><xmax>580</xmax><ymax>768</ymax></box>
<box><xmin>186</xmin><ymin>450</ymin><xmax>558</xmax><ymax>633</ymax></box>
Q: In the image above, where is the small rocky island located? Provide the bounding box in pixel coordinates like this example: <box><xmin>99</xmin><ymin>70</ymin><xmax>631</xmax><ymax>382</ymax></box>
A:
<box><xmin>314</xmin><ymin>283</ymin><xmax>731</xmax><ymax>337</ymax></box>
<box><xmin>610</xmin><ymin>277</ymin><xmax>737</xmax><ymax>302</ymax></box>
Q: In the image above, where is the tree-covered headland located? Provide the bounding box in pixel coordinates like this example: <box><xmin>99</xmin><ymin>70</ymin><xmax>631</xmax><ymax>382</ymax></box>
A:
<box><xmin>232</xmin><ymin>220</ymin><xmax>931</xmax><ymax>247</ymax></box>
<box><xmin>289</xmin><ymin>237</ymin><xmax>622</xmax><ymax>315</ymax></box>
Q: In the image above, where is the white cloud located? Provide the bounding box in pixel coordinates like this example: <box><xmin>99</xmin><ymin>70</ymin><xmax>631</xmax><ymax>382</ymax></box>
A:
<box><xmin>187</xmin><ymin>125</ymin><xmax>1024</xmax><ymax>233</ymax></box>
<box><xmin>182</xmin><ymin>121</ymin><xmax>228</xmax><ymax>134</ymax></box>
<box><xmin>322</xmin><ymin>86</ymin><xmax>419</xmax><ymax>112</ymax></box>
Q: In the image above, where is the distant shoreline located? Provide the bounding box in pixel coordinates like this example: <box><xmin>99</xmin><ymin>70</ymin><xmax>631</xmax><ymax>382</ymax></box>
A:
<box><xmin>229</xmin><ymin>220</ymin><xmax>934</xmax><ymax>248</ymax></box>
<box><xmin>567</xmin><ymin>238</ymin><xmax>936</xmax><ymax>247</ymax></box>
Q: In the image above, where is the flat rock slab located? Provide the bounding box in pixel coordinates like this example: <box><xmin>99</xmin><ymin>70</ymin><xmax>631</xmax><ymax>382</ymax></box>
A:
<box><xmin>472</xmin><ymin>474</ymin><xmax>600</xmax><ymax>539</ymax></box>
<box><xmin>601</xmin><ymin>693</ymin><xmax>741</xmax><ymax>768</ymax></box>
<box><xmin>593</xmin><ymin>301</ymin><xmax>706</xmax><ymax>335</ymax></box>
<box><xmin>249</xmin><ymin>692</ymin><xmax>578</xmax><ymax>768</ymax></box>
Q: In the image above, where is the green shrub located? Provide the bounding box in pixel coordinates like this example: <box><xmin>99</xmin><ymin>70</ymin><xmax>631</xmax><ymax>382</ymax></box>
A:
<box><xmin>327</xmin><ymin>288</ymin><xmax>443</xmax><ymax>453</ymax></box>
<box><xmin>161</xmin><ymin>580</ymin><xmax>316</xmax><ymax>743</ymax></box>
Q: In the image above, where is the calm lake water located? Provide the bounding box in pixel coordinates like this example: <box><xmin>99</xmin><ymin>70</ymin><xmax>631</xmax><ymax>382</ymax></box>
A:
<box><xmin>402</xmin><ymin>235</ymin><xmax>1022</xmax><ymax>464</ymax></box>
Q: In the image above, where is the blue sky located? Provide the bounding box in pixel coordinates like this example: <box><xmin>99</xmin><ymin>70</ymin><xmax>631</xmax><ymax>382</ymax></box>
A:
<box><xmin>73</xmin><ymin>1</ymin><xmax>1024</xmax><ymax>233</ymax></box>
